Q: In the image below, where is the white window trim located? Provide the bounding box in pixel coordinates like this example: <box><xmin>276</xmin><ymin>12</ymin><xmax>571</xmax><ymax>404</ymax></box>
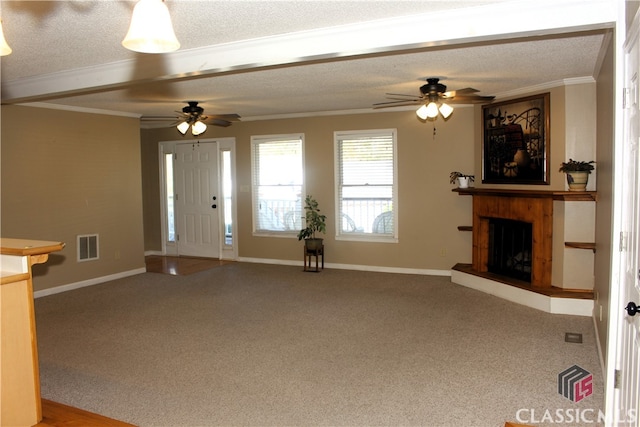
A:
<box><xmin>251</xmin><ymin>133</ymin><xmax>305</xmax><ymax>237</ymax></box>
<box><xmin>334</xmin><ymin>129</ymin><xmax>398</xmax><ymax>243</ymax></box>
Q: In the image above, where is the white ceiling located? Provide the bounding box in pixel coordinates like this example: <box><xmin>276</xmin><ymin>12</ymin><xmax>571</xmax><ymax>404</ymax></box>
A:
<box><xmin>0</xmin><ymin>0</ymin><xmax>617</xmax><ymax>126</ymax></box>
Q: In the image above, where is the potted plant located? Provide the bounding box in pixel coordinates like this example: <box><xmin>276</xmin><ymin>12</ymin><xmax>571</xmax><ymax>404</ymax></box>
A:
<box><xmin>297</xmin><ymin>195</ymin><xmax>327</xmax><ymax>250</ymax></box>
<box><xmin>559</xmin><ymin>159</ymin><xmax>595</xmax><ymax>191</ymax></box>
<box><xmin>450</xmin><ymin>171</ymin><xmax>475</xmax><ymax>189</ymax></box>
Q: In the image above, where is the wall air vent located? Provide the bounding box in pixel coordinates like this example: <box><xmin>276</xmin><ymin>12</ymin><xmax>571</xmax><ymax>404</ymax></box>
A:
<box><xmin>77</xmin><ymin>234</ymin><xmax>99</xmax><ymax>262</ymax></box>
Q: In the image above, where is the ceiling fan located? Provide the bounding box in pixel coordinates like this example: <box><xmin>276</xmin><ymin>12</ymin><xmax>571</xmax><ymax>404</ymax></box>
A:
<box><xmin>373</xmin><ymin>78</ymin><xmax>495</xmax><ymax>120</ymax></box>
<box><xmin>142</xmin><ymin>101</ymin><xmax>241</xmax><ymax>135</ymax></box>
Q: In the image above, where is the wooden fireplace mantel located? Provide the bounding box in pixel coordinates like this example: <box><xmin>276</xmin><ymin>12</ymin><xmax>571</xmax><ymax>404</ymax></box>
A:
<box><xmin>453</xmin><ymin>187</ymin><xmax>597</xmax><ymax>202</ymax></box>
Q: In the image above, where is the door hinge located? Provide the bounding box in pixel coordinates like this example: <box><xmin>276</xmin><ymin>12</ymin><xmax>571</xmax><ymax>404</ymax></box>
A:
<box><xmin>175</xmin><ymin>193</ymin><xmax>179</xmax><ymax>201</ymax></box>
<box><xmin>619</xmin><ymin>231</ymin><xmax>625</xmax><ymax>252</ymax></box>
<box><xmin>176</xmin><ymin>234</ymin><xmax>179</xmax><ymax>242</ymax></box>
<box><xmin>614</xmin><ymin>369</ymin><xmax>621</xmax><ymax>389</ymax></box>
<box><xmin>624</xmin><ymin>88</ymin><xmax>630</xmax><ymax>109</ymax></box>
<box><xmin>174</xmin><ymin>153</ymin><xmax>177</xmax><ymax>160</ymax></box>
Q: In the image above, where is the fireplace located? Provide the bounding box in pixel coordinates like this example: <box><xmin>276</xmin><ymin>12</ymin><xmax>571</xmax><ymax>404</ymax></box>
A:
<box><xmin>452</xmin><ymin>187</ymin><xmax>597</xmax><ymax>309</ymax></box>
<box><xmin>470</xmin><ymin>191</ymin><xmax>553</xmax><ymax>288</ymax></box>
<box><xmin>488</xmin><ymin>218</ymin><xmax>533</xmax><ymax>282</ymax></box>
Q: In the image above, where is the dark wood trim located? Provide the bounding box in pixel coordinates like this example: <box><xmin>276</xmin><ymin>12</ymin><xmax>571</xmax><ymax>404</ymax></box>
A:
<box><xmin>457</xmin><ymin>226</ymin><xmax>473</xmax><ymax>231</ymax></box>
<box><xmin>453</xmin><ymin>187</ymin><xmax>597</xmax><ymax>202</ymax></box>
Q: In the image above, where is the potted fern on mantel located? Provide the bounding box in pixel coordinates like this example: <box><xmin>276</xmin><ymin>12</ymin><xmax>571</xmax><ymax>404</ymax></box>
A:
<box><xmin>450</xmin><ymin>171</ymin><xmax>475</xmax><ymax>189</ymax></box>
<box><xmin>559</xmin><ymin>159</ymin><xmax>595</xmax><ymax>191</ymax></box>
<box><xmin>297</xmin><ymin>195</ymin><xmax>327</xmax><ymax>251</ymax></box>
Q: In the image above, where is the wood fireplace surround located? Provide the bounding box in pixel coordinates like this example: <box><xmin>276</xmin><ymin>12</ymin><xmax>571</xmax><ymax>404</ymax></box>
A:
<box><xmin>454</xmin><ymin>188</ymin><xmax>597</xmax><ymax>290</ymax></box>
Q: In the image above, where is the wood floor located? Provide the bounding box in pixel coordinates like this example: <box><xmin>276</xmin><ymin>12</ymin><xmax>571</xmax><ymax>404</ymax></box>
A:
<box><xmin>36</xmin><ymin>399</ymin><xmax>135</xmax><ymax>427</ymax></box>
<box><xmin>145</xmin><ymin>255</ymin><xmax>233</xmax><ymax>275</ymax></box>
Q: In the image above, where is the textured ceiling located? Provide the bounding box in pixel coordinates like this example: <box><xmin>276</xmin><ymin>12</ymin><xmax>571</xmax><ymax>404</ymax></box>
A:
<box><xmin>0</xmin><ymin>0</ymin><xmax>616</xmax><ymax>124</ymax></box>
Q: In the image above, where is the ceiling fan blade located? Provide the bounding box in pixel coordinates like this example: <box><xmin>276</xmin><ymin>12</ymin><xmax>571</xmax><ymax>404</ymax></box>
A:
<box><xmin>141</xmin><ymin>115</ymin><xmax>179</xmax><ymax>121</ymax></box>
<box><xmin>443</xmin><ymin>87</ymin><xmax>480</xmax><ymax>97</ymax></box>
<box><xmin>373</xmin><ymin>100</ymin><xmax>422</xmax><ymax>108</ymax></box>
<box><xmin>206</xmin><ymin>118</ymin><xmax>233</xmax><ymax>127</ymax></box>
<box><xmin>385</xmin><ymin>92</ymin><xmax>423</xmax><ymax>99</ymax></box>
<box><xmin>201</xmin><ymin>113</ymin><xmax>241</xmax><ymax>127</ymax></box>
<box><xmin>205</xmin><ymin>113</ymin><xmax>241</xmax><ymax>121</ymax></box>
<box><xmin>445</xmin><ymin>95</ymin><xmax>495</xmax><ymax>104</ymax></box>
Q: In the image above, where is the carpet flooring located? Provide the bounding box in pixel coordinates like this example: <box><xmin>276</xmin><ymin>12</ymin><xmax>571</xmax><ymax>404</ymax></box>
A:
<box><xmin>34</xmin><ymin>262</ymin><xmax>604</xmax><ymax>426</ymax></box>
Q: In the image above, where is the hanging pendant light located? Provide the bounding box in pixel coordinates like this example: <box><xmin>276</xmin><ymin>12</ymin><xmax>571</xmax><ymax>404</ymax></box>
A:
<box><xmin>122</xmin><ymin>0</ymin><xmax>180</xmax><ymax>54</ymax></box>
<box><xmin>0</xmin><ymin>20</ymin><xmax>13</xmax><ymax>56</ymax></box>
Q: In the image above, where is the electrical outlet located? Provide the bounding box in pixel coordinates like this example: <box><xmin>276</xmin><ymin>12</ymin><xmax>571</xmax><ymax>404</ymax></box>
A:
<box><xmin>115</xmin><ymin>250</ymin><xmax>121</xmax><ymax>260</ymax></box>
<box><xmin>439</xmin><ymin>248</ymin><xmax>447</xmax><ymax>257</ymax></box>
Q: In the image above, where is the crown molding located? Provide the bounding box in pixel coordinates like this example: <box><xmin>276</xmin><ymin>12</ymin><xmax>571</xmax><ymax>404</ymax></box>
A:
<box><xmin>493</xmin><ymin>76</ymin><xmax>596</xmax><ymax>99</ymax></box>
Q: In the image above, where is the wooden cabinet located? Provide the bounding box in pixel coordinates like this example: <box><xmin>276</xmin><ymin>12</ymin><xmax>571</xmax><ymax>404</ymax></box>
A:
<box><xmin>1</xmin><ymin>238</ymin><xmax>64</xmax><ymax>427</ymax></box>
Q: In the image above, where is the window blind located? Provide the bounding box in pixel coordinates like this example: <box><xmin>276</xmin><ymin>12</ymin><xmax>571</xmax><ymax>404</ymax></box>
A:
<box><xmin>251</xmin><ymin>134</ymin><xmax>304</xmax><ymax>233</ymax></box>
<box><xmin>335</xmin><ymin>130</ymin><xmax>396</xmax><ymax>238</ymax></box>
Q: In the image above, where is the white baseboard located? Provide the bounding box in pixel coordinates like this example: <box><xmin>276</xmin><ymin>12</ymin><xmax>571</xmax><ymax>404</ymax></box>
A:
<box><xmin>144</xmin><ymin>250</ymin><xmax>164</xmax><ymax>256</ymax></box>
<box><xmin>593</xmin><ymin>315</ymin><xmax>606</xmax><ymax>379</ymax></box>
<box><xmin>237</xmin><ymin>257</ymin><xmax>451</xmax><ymax>277</ymax></box>
<box><xmin>450</xmin><ymin>269</ymin><xmax>594</xmax><ymax>316</ymax></box>
<box><xmin>34</xmin><ymin>268</ymin><xmax>147</xmax><ymax>298</ymax></box>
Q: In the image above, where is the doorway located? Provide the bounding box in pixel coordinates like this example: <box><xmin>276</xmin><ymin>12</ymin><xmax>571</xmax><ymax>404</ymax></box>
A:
<box><xmin>159</xmin><ymin>138</ymin><xmax>237</xmax><ymax>260</ymax></box>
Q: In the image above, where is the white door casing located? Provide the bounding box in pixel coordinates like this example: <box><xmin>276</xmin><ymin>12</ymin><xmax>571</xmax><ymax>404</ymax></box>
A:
<box><xmin>174</xmin><ymin>142</ymin><xmax>220</xmax><ymax>258</ymax></box>
<box><xmin>609</xmin><ymin>17</ymin><xmax>640</xmax><ymax>427</ymax></box>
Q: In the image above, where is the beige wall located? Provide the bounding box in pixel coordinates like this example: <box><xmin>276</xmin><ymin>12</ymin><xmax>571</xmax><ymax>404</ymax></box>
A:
<box><xmin>1</xmin><ymin>105</ymin><xmax>146</xmax><ymax>291</ymax></box>
<box><xmin>142</xmin><ymin>108</ymin><xmax>476</xmax><ymax>271</ymax></box>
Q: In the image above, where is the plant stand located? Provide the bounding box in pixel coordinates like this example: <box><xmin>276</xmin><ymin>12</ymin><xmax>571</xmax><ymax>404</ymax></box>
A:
<box><xmin>303</xmin><ymin>244</ymin><xmax>324</xmax><ymax>272</ymax></box>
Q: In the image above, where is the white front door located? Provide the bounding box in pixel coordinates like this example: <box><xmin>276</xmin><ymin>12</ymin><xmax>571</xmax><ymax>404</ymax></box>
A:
<box><xmin>610</xmin><ymin>21</ymin><xmax>640</xmax><ymax>427</ymax></box>
<box><xmin>174</xmin><ymin>142</ymin><xmax>220</xmax><ymax>258</ymax></box>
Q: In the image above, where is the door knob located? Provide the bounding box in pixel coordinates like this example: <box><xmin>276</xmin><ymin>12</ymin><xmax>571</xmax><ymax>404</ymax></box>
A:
<box><xmin>212</xmin><ymin>204</ymin><xmax>217</xmax><ymax>209</ymax></box>
<box><xmin>625</xmin><ymin>302</ymin><xmax>639</xmax><ymax>316</ymax></box>
<box><xmin>212</xmin><ymin>196</ymin><xmax>217</xmax><ymax>201</ymax></box>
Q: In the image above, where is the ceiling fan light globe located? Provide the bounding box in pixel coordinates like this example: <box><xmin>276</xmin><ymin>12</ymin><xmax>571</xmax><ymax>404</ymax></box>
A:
<box><xmin>416</xmin><ymin>104</ymin><xmax>429</xmax><ymax>120</ymax></box>
<box><xmin>191</xmin><ymin>121</ymin><xmax>207</xmax><ymax>135</ymax></box>
<box><xmin>425</xmin><ymin>102</ymin><xmax>439</xmax><ymax>119</ymax></box>
<box><xmin>122</xmin><ymin>0</ymin><xmax>180</xmax><ymax>54</ymax></box>
<box><xmin>176</xmin><ymin>121</ymin><xmax>190</xmax><ymax>134</ymax></box>
<box><xmin>439</xmin><ymin>103</ymin><xmax>454</xmax><ymax>119</ymax></box>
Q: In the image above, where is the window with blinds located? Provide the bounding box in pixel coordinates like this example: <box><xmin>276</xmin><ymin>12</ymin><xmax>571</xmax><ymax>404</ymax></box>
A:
<box><xmin>251</xmin><ymin>134</ymin><xmax>304</xmax><ymax>234</ymax></box>
<box><xmin>334</xmin><ymin>129</ymin><xmax>397</xmax><ymax>241</ymax></box>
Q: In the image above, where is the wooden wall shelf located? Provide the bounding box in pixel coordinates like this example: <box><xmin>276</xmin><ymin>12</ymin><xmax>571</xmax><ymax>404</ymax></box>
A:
<box><xmin>565</xmin><ymin>242</ymin><xmax>596</xmax><ymax>252</ymax></box>
<box><xmin>453</xmin><ymin>187</ymin><xmax>597</xmax><ymax>202</ymax></box>
<box><xmin>457</xmin><ymin>226</ymin><xmax>473</xmax><ymax>231</ymax></box>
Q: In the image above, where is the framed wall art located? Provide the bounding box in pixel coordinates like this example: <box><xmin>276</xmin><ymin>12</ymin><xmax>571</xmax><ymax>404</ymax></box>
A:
<box><xmin>482</xmin><ymin>93</ymin><xmax>550</xmax><ymax>184</ymax></box>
